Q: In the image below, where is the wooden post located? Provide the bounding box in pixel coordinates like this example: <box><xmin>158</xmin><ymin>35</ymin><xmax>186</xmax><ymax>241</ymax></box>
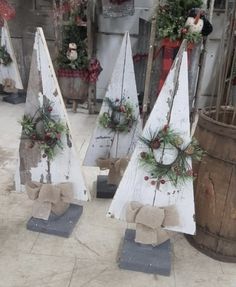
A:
<box><xmin>142</xmin><ymin>13</ymin><xmax>157</xmax><ymax>126</ymax></box>
<box><xmin>52</xmin><ymin>0</ymin><xmax>63</xmax><ymax>57</ymax></box>
<box><xmin>191</xmin><ymin>0</ymin><xmax>215</xmax><ymax>130</ymax></box>
<box><xmin>87</xmin><ymin>0</ymin><xmax>97</xmax><ymax>114</ymax></box>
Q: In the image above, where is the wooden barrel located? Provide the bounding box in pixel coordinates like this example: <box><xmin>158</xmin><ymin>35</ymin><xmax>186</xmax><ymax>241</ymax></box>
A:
<box><xmin>187</xmin><ymin>109</ymin><xmax>236</xmax><ymax>262</ymax></box>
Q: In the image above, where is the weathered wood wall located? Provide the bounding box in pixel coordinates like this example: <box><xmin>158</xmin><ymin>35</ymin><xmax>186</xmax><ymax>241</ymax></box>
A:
<box><xmin>6</xmin><ymin>0</ymin><xmax>55</xmax><ymax>90</ymax></box>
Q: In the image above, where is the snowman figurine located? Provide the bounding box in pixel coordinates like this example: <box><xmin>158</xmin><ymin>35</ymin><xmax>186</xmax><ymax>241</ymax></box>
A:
<box><xmin>185</xmin><ymin>8</ymin><xmax>213</xmax><ymax>36</ymax></box>
<box><xmin>66</xmin><ymin>43</ymin><xmax>78</xmax><ymax>61</ymax></box>
<box><xmin>185</xmin><ymin>9</ymin><xmax>203</xmax><ymax>33</ymax></box>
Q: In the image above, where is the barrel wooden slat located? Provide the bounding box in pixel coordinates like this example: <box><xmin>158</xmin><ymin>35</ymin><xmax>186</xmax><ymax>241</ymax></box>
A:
<box><xmin>189</xmin><ymin>110</ymin><xmax>236</xmax><ymax>262</ymax></box>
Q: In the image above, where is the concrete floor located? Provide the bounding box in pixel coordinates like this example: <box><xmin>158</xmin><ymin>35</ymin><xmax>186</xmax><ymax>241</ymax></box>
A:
<box><xmin>0</xmin><ymin>100</ymin><xmax>236</xmax><ymax>287</ymax></box>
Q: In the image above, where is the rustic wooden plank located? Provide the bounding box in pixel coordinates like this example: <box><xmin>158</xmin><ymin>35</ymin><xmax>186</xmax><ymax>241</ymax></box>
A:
<box><xmin>15</xmin><ymin>28</ymin><xmax>89</xmax><ymax>202</ymax></box>
<box><xmin>87</xmin><ymin>0</ymin><xmax>97</xmax><ymax>114</ymax></box>
<box><xmin>133</xmin><ymin>18</ymin><xmax>151</xmax><ymax>96</ymax></box>
<box><xmin>108</xmin><ymin>41</ymin><xmax>196</xmax><ymax>235</ymax></box>
<box><xmin>0</xmin><ymin>20</ymin><xmax>23</xmax><ymax>90</ymax></box>
<box><xmin>142</xmin><ymin>15</ymin><xmax>157</xmax><ymax>126</ymax></box>
<box><xmin>83</xmin><ymin>32</ymin><xmax>141</xmax><ymax>166</ymax></box>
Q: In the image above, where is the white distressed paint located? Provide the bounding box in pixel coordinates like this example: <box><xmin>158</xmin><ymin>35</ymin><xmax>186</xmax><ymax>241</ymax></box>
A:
<box><xmin>0</xmin><ymin>20</ymin><xmax>23</xmax><ymax>90</ymax></box>
<box><xmin>83</xmin><ymin>32</ymin><xmax>142</xmax><ymax>166</ymax></box>
<box><xmin>15</xmin><ymin>28</ymin><xmax>89</xmax><ymax>202</ymax></box>
<box><xmin>108</xmin><ymin>41</ymin><xmax>196</xmax><ymax>235</ymax></box>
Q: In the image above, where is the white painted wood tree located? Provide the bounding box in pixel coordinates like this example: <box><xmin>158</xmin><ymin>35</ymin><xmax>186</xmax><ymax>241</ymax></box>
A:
<box><xmin>83</xmin><ymin>32</ymin><xmax>141</xmax><ymax>184</ymax></box>
<box><xmin>108</xmin><ymin>41</ymin><xmax>196</xmax><ymax>235</ymax></box>
<box><xmin>15</xmin><ymin>28</ymin><xmax>89</xmax><ymax>202</ymax></box>
<box><xmin>0</xmin><ymin>20</ymin><xmax>23</xmax><ymax>90</ymax></box>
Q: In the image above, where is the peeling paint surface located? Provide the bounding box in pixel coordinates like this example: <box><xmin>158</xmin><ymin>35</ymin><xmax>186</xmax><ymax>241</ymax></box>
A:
<box><xmin>83</xmin><ymin>32</ymin><xmax>142</xmax><ymax>167</ymax></box>
<box><xmin>108</xmin><ymin>42</ymin><xmax>196</xmax><ymax>235</ymax></box>
<box><xmin>15</xmin><ymin>28</ymin><xmax>89</xmax><ymax>202</ymax></box>
<box><xmin>0</xmin><ymin>20</ymin><xmax>23</xmax><ymax>90</ymax></box>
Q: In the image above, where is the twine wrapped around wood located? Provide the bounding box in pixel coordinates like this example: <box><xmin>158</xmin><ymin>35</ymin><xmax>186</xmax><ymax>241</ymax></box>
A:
<box><xmin>26</xmin><ymin>181</ymin><xmax>74</xmax><ymax>220</ymax></box>
<box><xmin>96</xmin><ymin>157</ymin><xmax>129</xmax><ymax>186</ymax></box>
<box><xmin>126</xmin><ymin>201</ymin><xmax>179</xmax><ymax>245</ymax></box>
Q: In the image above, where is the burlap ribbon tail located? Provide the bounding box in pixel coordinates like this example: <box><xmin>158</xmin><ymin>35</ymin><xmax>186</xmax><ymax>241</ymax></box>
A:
<box><xmin>96</xmin><ymin>157</ymin><xmax>129</xmax><ymax>185</ymax></box>
<box><xmin>26</xmin><ymin>181</ymin><xmax>74</xmax><ymax>220</ymax></box>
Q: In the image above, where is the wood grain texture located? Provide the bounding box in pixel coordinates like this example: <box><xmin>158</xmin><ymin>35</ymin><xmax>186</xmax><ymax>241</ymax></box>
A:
<box><xmin>83</xmin><ymin>32</ymin><xmax>141</xmax><ymax>166</ymax></box>
<box><xmin>15</xmin><ymin>28</ymin><xmax>89</xmax><ymax>202</ymax></box>
<box><xmin>108</xmin><ymin>41</ymin><xmax>196</xmax><ymax>235</ymax></box>
<box><xmin>193</xmin><ymin>110</ymin><xmax>236</xmax><ymax>259</ymax></box>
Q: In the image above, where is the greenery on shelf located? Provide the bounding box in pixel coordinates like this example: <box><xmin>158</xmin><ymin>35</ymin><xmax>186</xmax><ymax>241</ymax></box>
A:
<box><xmin>156</xmin><ymin>0</ymin><xmax>203</xmax><ymax>43</ymax></box>
<box><xmin>57</xmin><ymin>24</ymin><xmax>88</xmax><ymax>70</ymax></box>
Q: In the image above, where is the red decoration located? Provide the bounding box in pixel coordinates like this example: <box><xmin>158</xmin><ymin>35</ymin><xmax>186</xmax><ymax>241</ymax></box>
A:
<box><xmin>160</xmin><ymin>179</ymin><xmax>166</xmax><ymax>184</ymax></box>
<box><xmin>88</xmin><ymin>58</ymin><xmax>103</xmax><ymax>83</ymax></box>
<box><xmin>0</xmin><ymin>0</ymin><xmax>15</xmax><ymax>21</ymax></box>
<box><xmin>157</xmin><ymin>38</ymin><xmax>194</xmax><ymax>95</ymax></box>
<box><xmin>144</xmin><ymin>176</ymin><xmax>149</xmax><ymax>181</ymax></box>
<box><xmin>57</xmin><ymin>58</ymin><xmax>102</xmax><ymax>83</ymax></box>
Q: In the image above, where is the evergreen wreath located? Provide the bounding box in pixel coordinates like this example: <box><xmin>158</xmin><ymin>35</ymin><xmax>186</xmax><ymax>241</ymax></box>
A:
<box><xmin>20</xmin><ymin>102</ymin><xmax>68</xmax><ymax>161</ymax></box>
<box><xmin>99</xmin><ymin>97</ymin><xmax>136</xmax><ymax>133</ymax></box>
<box><xmin>0</xmin><ymin>45</ymin><xmax>12</xmax><ymax>66</ymax></box>
<box><xmin>139</xmin><ymin>125</ymin><xmax>203</xmax><ymax>186</ymax></box>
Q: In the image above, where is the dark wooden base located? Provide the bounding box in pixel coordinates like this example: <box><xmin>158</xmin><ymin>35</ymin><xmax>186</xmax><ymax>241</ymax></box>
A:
<box><xmin>119</xmin><ymin>229</ymin><xmax>171</xmax><ymax>276</ymax></box>
<box><xmin>27</xmin><ymin>204</ymin><xmax>83</xmax><ymax>238</ymax></box>
<box><xmin>186</xmin><ymin>234</ymin><xmax>236</xmax><ymax>263</ymax></box>
<box><xmin>96</xmin><ymin>175</ymin><xmax>117</xmax><ymax>199</ymax></box>
<box><xmin>3</xmin><ymin>92</ymin><xmax>26</xmax><ymax>104</ymax></box>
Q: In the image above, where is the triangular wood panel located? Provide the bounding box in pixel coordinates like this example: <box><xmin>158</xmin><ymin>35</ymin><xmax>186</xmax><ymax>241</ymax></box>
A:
<box><xmin>83</xmin><ymin>32</ymin><xmax>141</xmax><ymax>166</ymax></box>
<box><xmin>108</xmin><ymin>41</ymin><xmax>195</xmax><ymax>235</ymax></box>
<box><xmin>15</xmin><ymin>28</ymin><xmax>89</xmax><ymax>202</ymax></box>
<box><xmin>0</xmin><ymin>20</ymin><xmax>23</xmax><ymax>89</ymax></box>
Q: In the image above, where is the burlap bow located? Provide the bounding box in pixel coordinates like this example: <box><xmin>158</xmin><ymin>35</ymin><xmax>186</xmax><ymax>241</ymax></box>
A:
<box><xmin>2</xmin><ymin>78</ymin><xmax>17</xmax><ymax>93</ymax></box>
<box><xmin>96</xmin><ymin>157</ymin><xmax>129</xmax><ymax>185</ymax></box>
<box><xmin>26</xmin><ymin>181</ymin><xmax>74</xmax><ymax>220</ymax></box>
<box><xmin>126</xmin><ymin>201</ymin><xmax>179</xmax><ymax>246</ymax></box>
